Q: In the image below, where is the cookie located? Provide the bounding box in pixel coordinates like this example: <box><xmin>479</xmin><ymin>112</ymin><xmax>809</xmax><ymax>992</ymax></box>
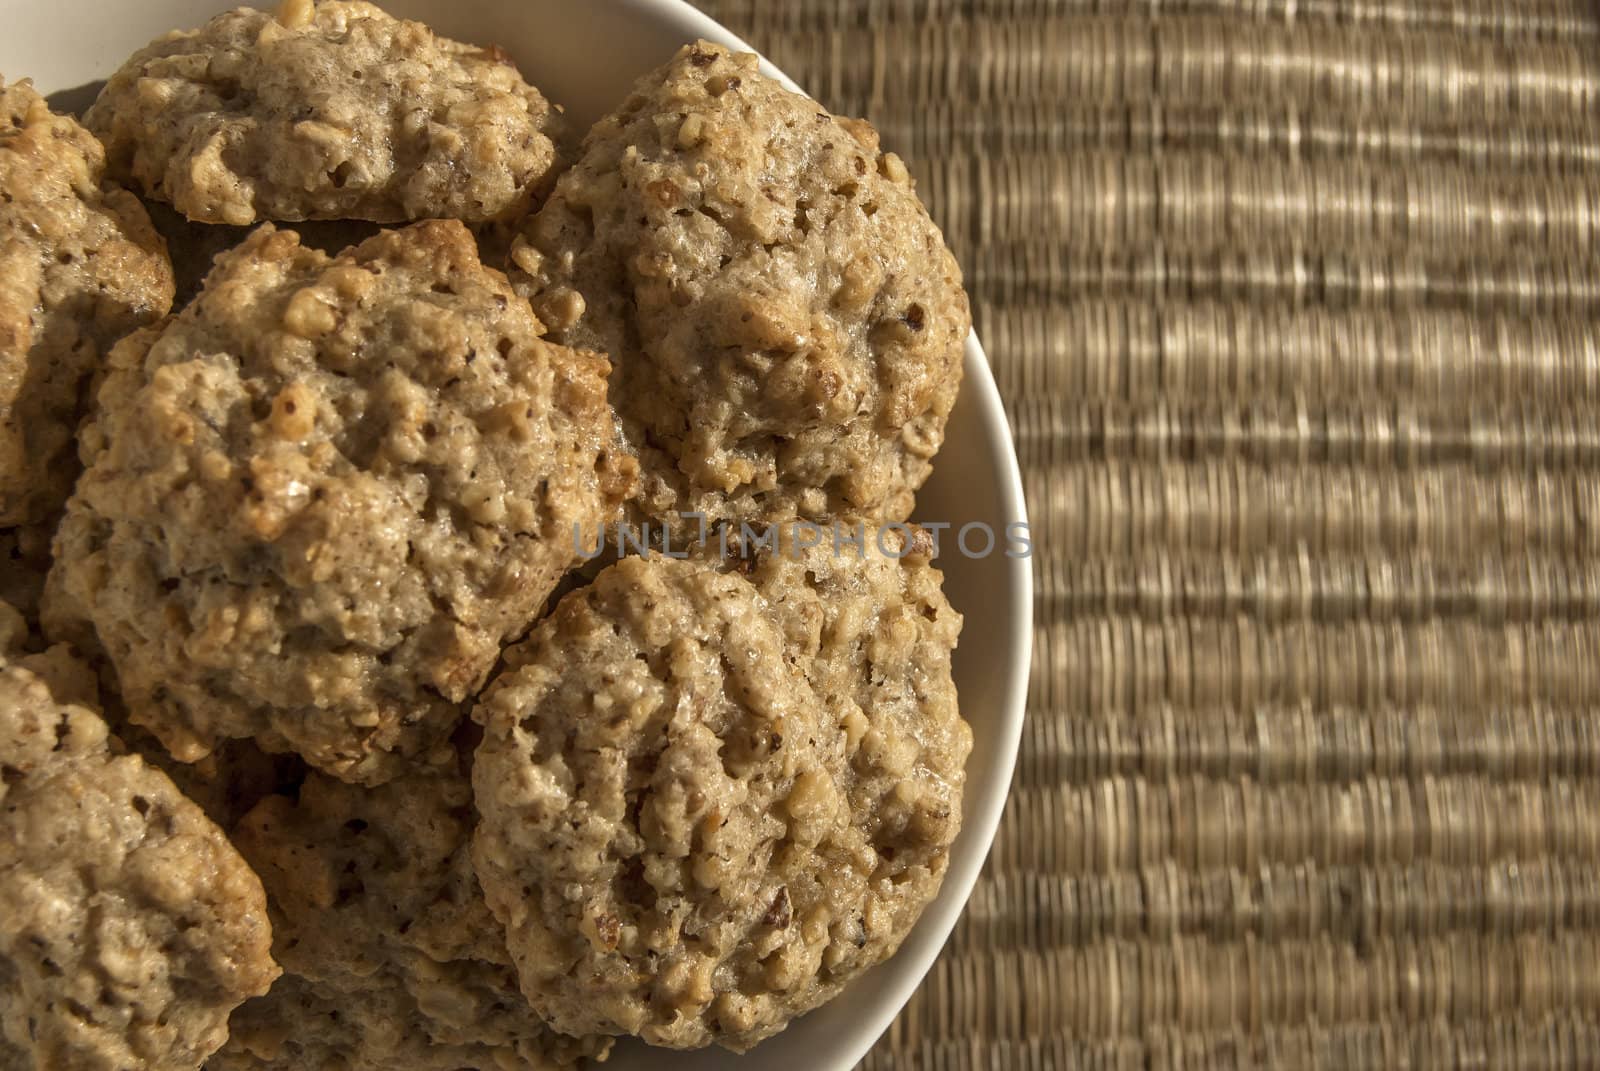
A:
<box><xmin>0</xmin><ymin>77</ymin><xmax>174</xmax><ymax>526</ymax></box>
<box><xmin>216</xmin><ymin>756</ymin><xmax>610</xmax><ymax>1070</ymax></box>
<box><xmin>508</xmin><ymin>42</ymin><xmax>968</xmax><ymax>531</ymax></box>
<box><xmin>45</xmin><ymin>220</ymin><xmax>632</xmax><ymax>784</ymax></box>
<box><xmin>211</xmin><ymin>973</ymin><xmax>605</xmax><ymax>1071</ymax></box>
<box><xmin>86</xmin><ymin>1</ymin><xmax>566</xmax><ymax>225</ymax></box>
<box><xmin>0</xmin><ymin>662</ymin><xmax>279</xmax><ymax>1070</ymax></box>
<box><xmin>471</xmin><ymin>536</ymin><xmax>968</xmax><ymax>1051</ymax></box>
<box><xmin>471</xmin><ymin>555</ymin><xmax>828</xmax><ymax>1049</ymax></box>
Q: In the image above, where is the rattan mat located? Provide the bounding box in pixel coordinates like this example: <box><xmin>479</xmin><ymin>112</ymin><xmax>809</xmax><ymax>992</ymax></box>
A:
<box><xmin>694</xmin><ymin>2</ymin><xmax>1600</xmax><ymax>1067</ymax></box>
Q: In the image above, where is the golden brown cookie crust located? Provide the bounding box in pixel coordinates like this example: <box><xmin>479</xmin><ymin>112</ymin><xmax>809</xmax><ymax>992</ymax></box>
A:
<box><xmin>85</xmin><ymin>1</ymin><xmax>566</xmax><ymax>225</ymax></box>
<box><xmin>509</xmin><ymin>42</ymin><xmax>969</xmax><ymax>530</ymax></box>
<box><xmin>0</xmin><ymin>663</ymin><xmax>279</xmax><ymax>1071</ymax></box>
<box><xmin>0</xmin><ymin>78</ymin><xmax>174</xmax><ymax>526</ymax></box>
<box><xmin>45</xmin><ymin>220</ymin><xmax>630</xmax><ymax>784</ymax></box>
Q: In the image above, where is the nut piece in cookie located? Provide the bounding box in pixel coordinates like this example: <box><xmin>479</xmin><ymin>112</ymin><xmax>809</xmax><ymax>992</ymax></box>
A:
<box><xmin>213</xmin><ymin>756</ymin><xmax>610</xmax><ymax>1070</ymax></box>
<box><xmin>0</xmin><ymin>662</ymin><xmax>279</xmax><ymax>1071</ymax></box>
<box><xmin>509</xmin><ymin>42</ymin><xmax>969</xmax><ymax>530</ymax></box>
<box><xmin>45</xmin><ymin>220</ymin><xmax>632</xmax><ymax>785</ymax></box>
<box><xmin>471</xmin><ymin>544</ymin><xmax>968</xmax><ymax>1051</ymax></box>
<box><xmin>85</xmin><ymin>1</ymin><xmax>566</xmax><ymax>225</ymax></box>
<box><xmin>0</xmin><ymin>77</ymin><xmax>174</xmax><ymax>526</ymax></box>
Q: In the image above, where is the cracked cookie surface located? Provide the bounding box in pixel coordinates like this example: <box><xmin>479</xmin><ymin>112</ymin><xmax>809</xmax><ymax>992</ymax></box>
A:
<box><xmin>471</xmin><ymin>536</ymin><xmax>967</xmax><ymax>1051</ymax></box>
<box><xmin>509</xmin><ymin>42</ymin><xmax>968</xmax><ymax>531</ymax></box>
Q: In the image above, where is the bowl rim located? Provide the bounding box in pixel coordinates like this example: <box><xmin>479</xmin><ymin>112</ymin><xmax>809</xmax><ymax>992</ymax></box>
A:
<box><xmin>4</xmin><ymin>0</ymin><xmax>1033</xmax><ymax>1062</ymax></box>
<box><xmin>627</xmin><ymin>1</ymin><xmax>1035</xmax><ymax>1063</ymax></box>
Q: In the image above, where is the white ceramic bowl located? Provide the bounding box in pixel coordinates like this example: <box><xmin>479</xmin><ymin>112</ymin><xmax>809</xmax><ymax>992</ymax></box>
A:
<box><xmin>0</xmin><ymin>2</ymin><xmax>1032</xmax><ymax>1066</ymax></box>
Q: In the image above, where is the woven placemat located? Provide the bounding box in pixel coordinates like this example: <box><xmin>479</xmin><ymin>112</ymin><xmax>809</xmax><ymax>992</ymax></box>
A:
<box><xmin>694</xmin><ymin>2</ymin><xmax>1600</xmax><ymax>1067</ymax></box>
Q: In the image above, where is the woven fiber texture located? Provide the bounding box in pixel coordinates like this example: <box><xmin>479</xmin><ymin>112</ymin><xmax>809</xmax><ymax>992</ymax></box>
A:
<box><xmin>694</xmin><ymin>1</ymin><xmax>1600</xmax><ymax>1068</ymax></box>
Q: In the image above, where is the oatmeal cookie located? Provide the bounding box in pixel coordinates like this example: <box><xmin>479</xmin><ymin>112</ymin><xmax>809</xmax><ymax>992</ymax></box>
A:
<box><xmin>215</xmin><ymin>754</ymin><xmax>610</xmax><ymax>1070</ymax></box>
<box><xmin>211</xmin><ymin>973</ymin><xmax>604</xmax><ymax>1071</ymax></box>
<box><xmin>508</xmin><ymin>42</ymin><xmax>968</xmax><ymax>530</ymax></box>
<box><xmin>45</xmin><ymin>220</ymin><xmax>631</xmax><ymax>784</ymax></box>
<box><xmin>86</xmin><ymin>1</ymin><xmax>566</xmax><ymax>225</ymax></box>
<box><xmin>0</xmin><ymin>662</ymin><xmax>279</xmax><ymax>1071</ymax></box>
<box><xmin>472</xmin><ymin>543</ymin><xmax>967</xmax><ymax>1050</ymax></box>
<box><xmin>0</xmin><ymin>77</ymin><xmax>174</xmax><ymax>527</ymax></box>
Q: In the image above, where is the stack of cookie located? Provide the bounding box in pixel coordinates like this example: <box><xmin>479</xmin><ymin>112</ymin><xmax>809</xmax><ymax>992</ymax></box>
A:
<box><xmin>0</xmin><ymin>2</ymin><xmax>972</xmax><ymax>1067</ymax></box>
